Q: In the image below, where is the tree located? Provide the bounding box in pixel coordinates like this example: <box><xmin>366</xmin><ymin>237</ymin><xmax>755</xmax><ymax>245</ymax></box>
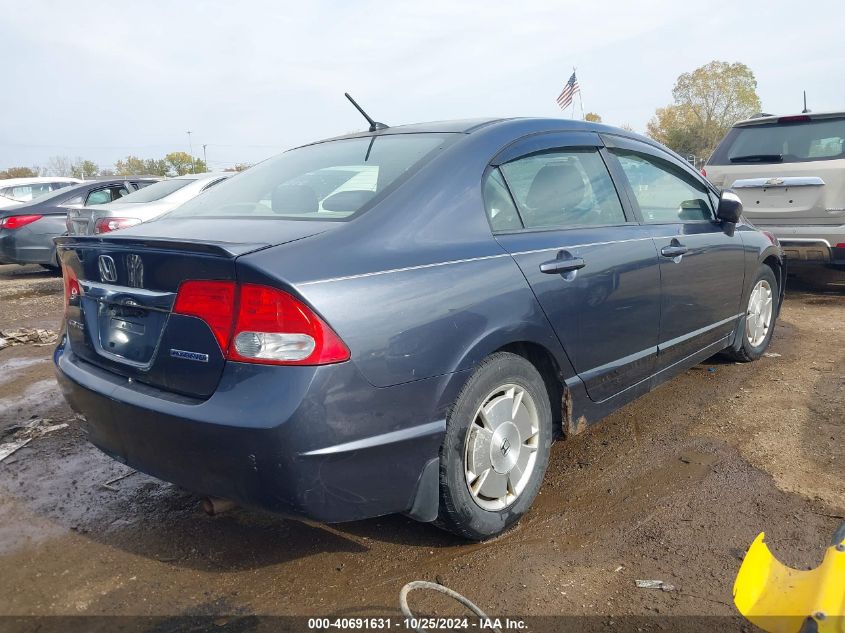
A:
<box><xmin>165</xmin><ymin>151</ymin><xmax>206</xmax><ymax>176</ymax></box>
<box><xmin>114</xmin><ymin>155</ymin><xmax>147</xmax><ymax>176</ymax></box>
<box><xmin>224</xmin><ymin>163</ymin><xmax>252</xmax><ymax>172</ymax></box>
<box><xmin>71</xmin><ymin>159</ymin><xmax>99</xmax><ymax>179</ymax></box>
<box><xmin>143</xmin><ymin>158</ymin><xmax>169</xmax><ymax>177</ymax></box>
<box><xmin>647</xmin><ymin>61</ymin><xmax>761</xmax><ymax>161</ymax></box>
<box><xmin>584</xmin><ymin>112</ymin><xmax>602</xmax><ymax>123</ymax></box>
<box><xmin>45</xmin><ymin>155</ymin><xmax>75</xmax><ymax>177</ymax></box>
<box><xmin>0</xmin><ymin>166</ymin><xmax>39</xmax><ymax>178</ymax></box>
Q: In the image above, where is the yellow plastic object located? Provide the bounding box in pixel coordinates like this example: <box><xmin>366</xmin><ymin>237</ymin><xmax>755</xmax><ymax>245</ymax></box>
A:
<box><xmin>733</xmin><ymin>527</ymin><xmax>845</xmax><ymax>633</ymax></box>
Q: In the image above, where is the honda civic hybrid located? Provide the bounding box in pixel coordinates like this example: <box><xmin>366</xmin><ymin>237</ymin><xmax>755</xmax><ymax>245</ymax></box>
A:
<box><xmin>55</xmin><ymin>118</ymin><xmax>783</xmax><ymax>540</ymax></box>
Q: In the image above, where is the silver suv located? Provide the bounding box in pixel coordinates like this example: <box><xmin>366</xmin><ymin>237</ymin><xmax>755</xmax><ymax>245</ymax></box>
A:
<box><xmin>705</xmin><ymin>112</ymin><xmax>845</xmax><ymax>273</ymax></box>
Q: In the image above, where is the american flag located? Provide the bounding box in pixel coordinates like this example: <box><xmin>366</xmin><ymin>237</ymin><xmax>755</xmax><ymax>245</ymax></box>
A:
<box><xmin>556</xmin><ymin>71</ymin><xmax>580</xmax><ymax>110</ymax></box>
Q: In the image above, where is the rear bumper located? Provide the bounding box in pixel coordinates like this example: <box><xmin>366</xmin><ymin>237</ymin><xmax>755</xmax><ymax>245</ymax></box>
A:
<box><xmin>757</xmin><ymin>224</ymin><xmax>845</xmax><ymax>269</ymax></box>
<box><xmin>0</xmin><ymin>218</ymin><xmax>63</xmax><ymax>265</ymax></box>
<box><xmin>55</xmin><ymin>337</ymin><xmax>458</xmax><ymax>523</ymax></box>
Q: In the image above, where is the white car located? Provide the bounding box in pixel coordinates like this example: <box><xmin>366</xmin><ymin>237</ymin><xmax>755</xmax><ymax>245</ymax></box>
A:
<box><xmin>0</xmin><ymin>177</ymin><xmax>81</xmax><ymax>207</ymax></box>
<box><xmin>66</xmin><ymin>172</ymin><xmax>231</xmax><ymax>235</ymax></box>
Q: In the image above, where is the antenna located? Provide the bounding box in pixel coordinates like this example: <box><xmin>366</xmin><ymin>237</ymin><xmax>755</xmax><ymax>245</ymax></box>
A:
<box><xmin>802</xmin><ymin>90</ymin><xmax>810</xmax><ymax>114</ymax></box>
<box><xmin>344</xmin><ymin>93</ymin><xmax>389</xmax><ymax>132</ymax></box>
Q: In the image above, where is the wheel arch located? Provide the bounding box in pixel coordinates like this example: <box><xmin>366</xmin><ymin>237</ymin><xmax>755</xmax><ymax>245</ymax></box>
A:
<box><xmin>436</xmin><ymin>335</ymin><xmax>573</xmax><ymax>443</ymax></box>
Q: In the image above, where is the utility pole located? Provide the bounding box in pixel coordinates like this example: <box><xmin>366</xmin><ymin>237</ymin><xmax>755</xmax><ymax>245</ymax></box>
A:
<box><xmin>186</xmin><ymin>130</ymin><xmax>194</xmax><ymax>174</ymax></box>
<box><xmin>202</xmin><ymin>144</ymin><xmax>208</xmax><ymax>171</ymax></box>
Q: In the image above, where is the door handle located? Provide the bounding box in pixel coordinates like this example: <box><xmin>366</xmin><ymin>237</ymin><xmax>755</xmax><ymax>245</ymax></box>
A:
<box><xmin>540</xmin><ymin>255</ymin><xmax>586</xmax><ymax>274</ymax></box>
<box><xmin>660</xmin><ymin>244</ymin><xmax>689</xmax><ymax>258</ymax></box>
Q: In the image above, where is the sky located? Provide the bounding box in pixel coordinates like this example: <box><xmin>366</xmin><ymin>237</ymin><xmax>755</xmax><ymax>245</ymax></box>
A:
<box><xmin>2</xmin><ymin>0</ymin><xmax>844</xmax><ymax>172</ymax></box>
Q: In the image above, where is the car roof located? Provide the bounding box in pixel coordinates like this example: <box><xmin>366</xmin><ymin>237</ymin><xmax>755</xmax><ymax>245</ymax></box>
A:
<box><xmin>0</xmin><ymin>176</ymin><xmax>81</xmax><ymax>186</ymax></box>
<box><xmin>298</xmin><ymin>117</ymin><xmax>654</xmax><ymax>148</ymax></box>
<box><xmin>733</xmin><ymin>110</ymin><xmax>845</xmax><ymax>127</ymax></box>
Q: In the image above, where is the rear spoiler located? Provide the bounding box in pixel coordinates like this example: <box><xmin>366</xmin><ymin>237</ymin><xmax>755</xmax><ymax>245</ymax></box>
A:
<box><xmin>54</xmin><ymin>234</ymin><xmax>270</xmax><ymax>258</ymax></box>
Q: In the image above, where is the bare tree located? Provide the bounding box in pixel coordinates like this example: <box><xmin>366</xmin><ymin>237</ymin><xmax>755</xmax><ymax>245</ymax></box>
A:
<box><xmin>44</xmin><ymin>155</ymin><xmax>75</xmax><ymax>177</ymax></box>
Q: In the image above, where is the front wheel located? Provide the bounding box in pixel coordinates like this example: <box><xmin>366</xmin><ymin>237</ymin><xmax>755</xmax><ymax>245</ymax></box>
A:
<box><xmin>436</xmin><ymin>352</ymin><xmax>552</xmax><ymax>540</ymax></box>
<box><xmin>727</xmin><ymin>265</ymin><xmax>779</xmax><ymax>362</ymax></box>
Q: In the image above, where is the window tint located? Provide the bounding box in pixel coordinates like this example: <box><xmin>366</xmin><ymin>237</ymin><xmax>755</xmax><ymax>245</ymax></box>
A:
<box><xmin>614</xmin><ymin>151</ymin><xmax>712</xmax><ymax>223</ymax></box>
<box><xmin>499</xmin><ymin>149</ymin><xmax>625</xmax><ymax>229</ymax></box>
<box><xmin>483</xmin><ymin>169</ymin><xmax>521</xmax><ymax>231</ymax></box>
<box><xmin>85</xmin><ymin>188</ymin><xmax>113</xmax><ymax>206</ymax></box>
<box><xmin>709</xmin><ymin>117</ymin><xmax>845</xmax><ymax>165</ymax></box>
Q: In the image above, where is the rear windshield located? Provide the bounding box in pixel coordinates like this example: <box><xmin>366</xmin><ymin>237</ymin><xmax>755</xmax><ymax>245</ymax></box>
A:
<box><xmin>165</xmin><ymin>134</ymin><xmax>454</xmax><ymax>221</ymax></box>
<box><xmin>118</xmin><ymin>178</ymin><xmax>195</xmax><ymax>203</ymax></box>
<box><xmin>0</xmin><ymin>182</ymin><xmax>86</xmax><ymax>206</ymax></box>
<box><xmin>0</xmin><ymin>181</ymin><xmax>74</xmax><ymax>203</ymax></box>
<box><xmin>709</xmin><ymin>117</ymin><xmax>845</xmax><ymax>165</ymax></box>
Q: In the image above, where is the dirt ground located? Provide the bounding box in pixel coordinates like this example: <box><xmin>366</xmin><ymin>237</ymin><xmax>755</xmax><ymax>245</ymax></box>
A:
<box><xmin>0</xmin><ymin>262</ymin><xmax>842</xmax><ymax>629</ymax></box>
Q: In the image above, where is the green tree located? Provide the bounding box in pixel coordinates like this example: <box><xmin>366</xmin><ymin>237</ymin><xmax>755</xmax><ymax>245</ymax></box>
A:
<box><xmin>71</xmin><ymin>159</ymin><xmax>99</xmax><ymax>179</ymax></box>
<box><xmin>0</xmin><ymin>166</ymin><xmax>39</xmax><ymax>178</ymax></box>
<box><xmin>584</xmin><ymin>112</ymin><xmax>602</xmax><ymax>123</ymax></box>
<box><xmin>165</xmin><ymin>151</ymin><xmax>206</xmax><ymax>176</ymax></box>
<box><xmin>647</xmin><ymin>61</ymin><xmax>761</xmax><ymax>160</ymax></box>
<box><xmin>114</xmin><ymin>155</ymin><xmax>147</xmax><ymax>176</ymax></box>
<box><xmin>143</xmin><ymin>158</ymin><xmax>169</xmax><ymax>177</ymax></box>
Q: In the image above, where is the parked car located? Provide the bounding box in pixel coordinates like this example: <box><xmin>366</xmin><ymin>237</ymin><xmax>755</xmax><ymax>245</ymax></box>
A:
<box><xmin>705</xmin><ymin>111</ymin><xmax>845</xmax><ymax>274</ymax></box>
<box><xmin>54</xmin><ymin>119</ymin><xmax>783</xmax><ymax>540</ymax></box>
<box><xmin>66</xmin><ymin>172</ymin><xmax>231</xmax><ymax>235</ymax></box>
<box><xmin>0</xmin><ymin>178</ymin><xmax>157</xmax><ymax>269</ymax></box>
<box><xmin>0</xmin><ymin>177</ymin><xmax>81</xmax><ymax>207</ymax></box>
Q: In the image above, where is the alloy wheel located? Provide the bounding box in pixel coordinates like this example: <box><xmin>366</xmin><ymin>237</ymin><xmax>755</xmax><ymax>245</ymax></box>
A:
<box><xmin>746</xmin><ymin>279</ymin><xmax>773</xmax><ymax>347</ymax></box>
<box><xmin>463</xmin><ymin>384</ymin><xmax>540</xmax><ymax>511</ymax></box>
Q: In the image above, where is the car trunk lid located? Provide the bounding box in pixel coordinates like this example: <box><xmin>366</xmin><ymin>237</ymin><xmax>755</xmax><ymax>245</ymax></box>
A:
<box><xmin>57</xmin><ymin>218</ymin><xmax>332</xmax><ymax>399</ymax></box>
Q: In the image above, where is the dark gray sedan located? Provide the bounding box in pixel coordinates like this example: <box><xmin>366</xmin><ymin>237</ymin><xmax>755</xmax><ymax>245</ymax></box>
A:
<box><xmin>0</xmin><ymin>178</ymin><xmax>157</xmax><ymax>269</ymax></box>
<box><xmin>54</xmin><ymin>118</ymin><xmax>783</xmax><ymax>539</ymax></box>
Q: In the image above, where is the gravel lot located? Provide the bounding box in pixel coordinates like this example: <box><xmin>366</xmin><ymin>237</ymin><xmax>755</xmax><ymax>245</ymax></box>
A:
<box><xmin>0</xmin><ymin>263</ymin><xmax>842</xmax><ymax>628</ymax></box>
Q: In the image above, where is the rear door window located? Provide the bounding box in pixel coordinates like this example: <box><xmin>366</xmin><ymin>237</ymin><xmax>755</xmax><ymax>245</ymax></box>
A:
<box><xmin>497</xmin><ymin>149</ymin><xmax>626</xmax><ymax>229</ymax></box>
<box><xmin>483</xmin><ymin>169</ymin><xmax>522</xmax><ymax>231</ymax></box>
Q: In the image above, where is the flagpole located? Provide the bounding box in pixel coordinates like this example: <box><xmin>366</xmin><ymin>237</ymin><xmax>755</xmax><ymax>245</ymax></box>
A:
<box><xmin>571</xmin><ymin>66</ymin><xmax>577</xmax><ymax>119</ymax></box>
<box><xmin>572</xmin><ymin>66</ymin><xmax>584</xmax><ymax>121</ymax></box>
<box><xmin>578</xmin><ymin>85</ymin><xmax>585</xmax><ymax>120</ymax></box>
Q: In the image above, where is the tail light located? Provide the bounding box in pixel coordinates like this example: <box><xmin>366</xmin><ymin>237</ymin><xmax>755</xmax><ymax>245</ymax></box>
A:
<box><xmin>94</xmin><ymin>217</ymin><xmax>141</xmax><ymax>234</ymax></box>
<box><xmin>835</xmin><ymin>243</ymin><xmax>845</xmax><ymax>249</ymax></box>
<box><xmin>0</xmin><ymin>214</ymin><xmax>43</xmax><ymax>230</ymax></box>
<box><xmin>762</xmin><ymin>231</ymin><xmax>778</xmax><ymax>246</ymax></box>
<box><xmin>173</xmin><ymin>281</ymin><xmax>349</xmax><ymax>366</ymax></box>
<box><xmin>172</xmin><ymin>281</ymin><xmax>237</xmax><ymax>351</ymax></box>
<box><xmin>700</xmin><ymin>168</ymin><xmax>707</xmax><ymax>178</ymax></box>
<box><xmin>62</xmin><ymin>265</ymin><xmax>81</xmax><ymax>315</ymax></box>
<box><xmin>778</xmin><ymin>115</ymin><xmax>811</xmax><ymax>124</ymax></box>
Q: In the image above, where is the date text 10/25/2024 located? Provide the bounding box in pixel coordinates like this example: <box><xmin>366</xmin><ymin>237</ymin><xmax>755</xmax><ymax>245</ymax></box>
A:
<box><xmin>308</xmin><ymin>617</ymin><xmax>527</xmax><ymax>630</ymax></box>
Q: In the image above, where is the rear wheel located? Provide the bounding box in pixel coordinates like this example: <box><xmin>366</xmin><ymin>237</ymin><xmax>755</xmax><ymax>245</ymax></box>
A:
<box><xmin>727</xmin><ymin>266</ymin><xmax>778</xmax><ymax>362</ymax></box>
<box><xmin>436</xmin><ymin>352</ymin><xmax>552</xmax><ymax>540</ymax></box>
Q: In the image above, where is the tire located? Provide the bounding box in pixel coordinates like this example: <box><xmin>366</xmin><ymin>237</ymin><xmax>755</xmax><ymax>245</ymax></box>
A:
<box><xmin>726</xmin><ymin>265</ymin><xmax>779</xmax><ymax>362</ymax></box>
<box><xmin>436</xmin><ymin>352</ymin><xmax>553</xmax><ymax>540</ymax></box>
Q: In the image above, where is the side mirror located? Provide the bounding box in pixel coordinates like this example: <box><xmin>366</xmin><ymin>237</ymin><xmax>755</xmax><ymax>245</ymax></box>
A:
<box><xmin>716</xmin><ymin>190</ymin><xmax>743</xmax><ymax>224</ymax></box>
